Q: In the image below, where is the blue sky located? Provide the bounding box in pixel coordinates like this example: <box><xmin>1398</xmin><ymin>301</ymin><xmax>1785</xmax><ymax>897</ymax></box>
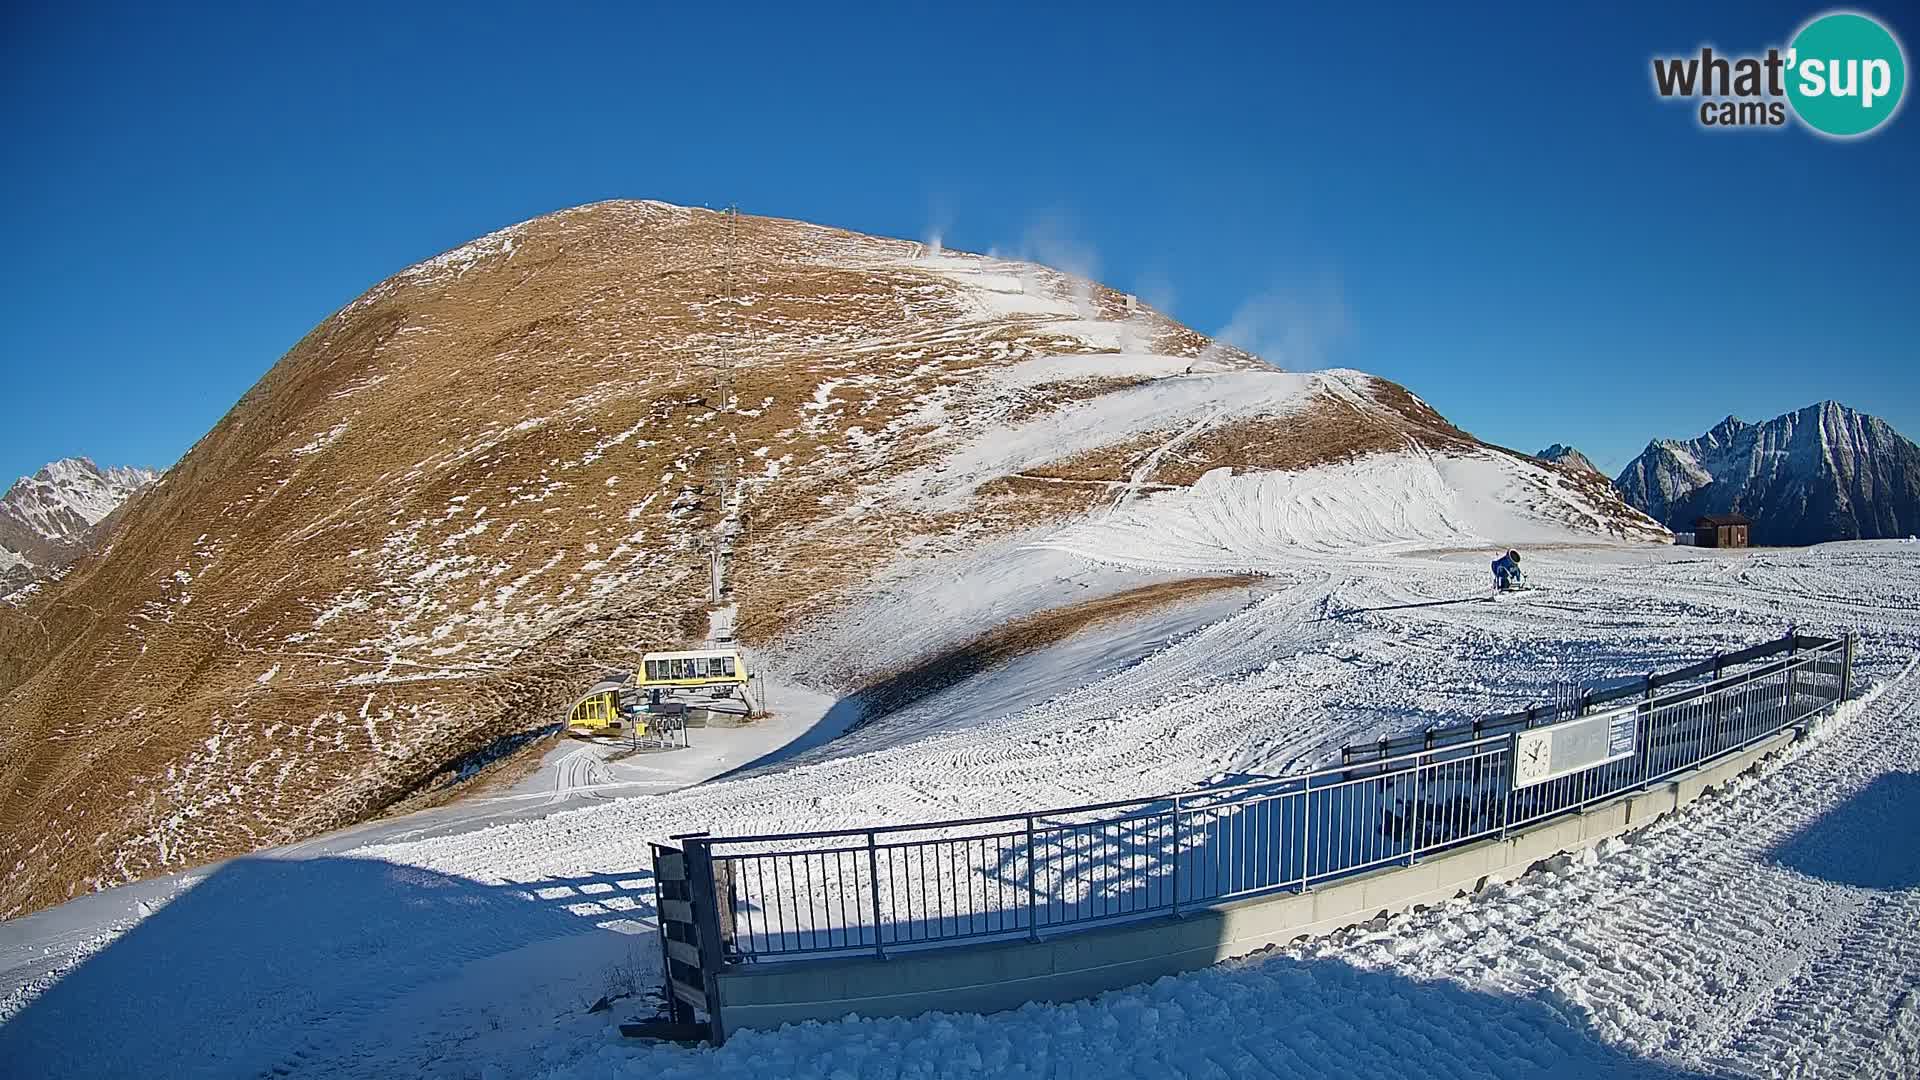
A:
<box><xmin>2</xmin><ymin>2</ymin><xmax>1914</xmax><ymax>486</ymax></box>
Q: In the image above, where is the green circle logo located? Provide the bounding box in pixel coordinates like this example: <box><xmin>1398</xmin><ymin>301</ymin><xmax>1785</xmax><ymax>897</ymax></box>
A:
<box><xmin>1786</xmin><ymin>12</ymin><xmax>1907</xmax><ymax>137</ymax></box>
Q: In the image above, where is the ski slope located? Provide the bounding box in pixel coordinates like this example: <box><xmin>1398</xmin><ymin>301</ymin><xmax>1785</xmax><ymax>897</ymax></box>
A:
<box><xmin>549</xmin><ymin>664</ymin><xmax>1920</xmax><ymax>1080</ymax></box>
<box><xmin>2</xmin><ymin>540</ymin><xmax>1917</xmax><ymax>1078</ymax></box>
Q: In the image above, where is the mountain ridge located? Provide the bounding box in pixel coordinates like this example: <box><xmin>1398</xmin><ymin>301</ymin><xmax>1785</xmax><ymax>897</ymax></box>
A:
<box><xmin>1536</xmin><ymin>444</ymin><xmax>1600</xmax><ymax>476</ymax></box>
<box><xmin>0</xmin><ymin>457</ymin><xmax>161</xmax><ymax>598</ymax></box>
<box><xmin>0</xmin><ymin>200</ymin><xmax>1663</xmax><ymax>916</ymax></box>
<box><xmin>1615</xmin><ymin>400</ymin><xmax>1920</xmax><ymax>545</ymax></box>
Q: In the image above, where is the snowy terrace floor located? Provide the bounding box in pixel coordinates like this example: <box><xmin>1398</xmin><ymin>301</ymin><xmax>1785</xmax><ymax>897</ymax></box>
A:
<box><xmin>1</xmin><ymin>540</ymin><xmax>1917</xmax><ymax>1078</ymax></box>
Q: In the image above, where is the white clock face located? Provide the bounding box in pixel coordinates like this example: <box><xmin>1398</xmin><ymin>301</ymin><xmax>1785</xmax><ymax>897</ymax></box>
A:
<box><xmin>1515</xmin><ymin>731</ymin><xmax>1552</xmax><ymax>786</ymax></box>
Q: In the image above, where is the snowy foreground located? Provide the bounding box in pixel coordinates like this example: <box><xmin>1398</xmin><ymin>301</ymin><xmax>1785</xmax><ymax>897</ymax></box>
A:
<box><xmin>3</xmin><ymin>540</ymin><xmax>1919</xmax><ymax>1078</ymax></box>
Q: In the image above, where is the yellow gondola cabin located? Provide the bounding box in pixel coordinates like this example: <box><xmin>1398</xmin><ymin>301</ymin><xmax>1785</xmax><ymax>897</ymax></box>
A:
<box><xmin>566</xmin><ymin>650</ymin><xmax>750</xmax><ymax>736</ymax></box>
<box><xmin>638</xmin><ymin>648</ymin><xmax>748</xmax><ymax>691</ymax></box>
<box><xmin>567</xmin><ymin>688</ymin><xmax>625</xmax><ymax>735</ymax></box>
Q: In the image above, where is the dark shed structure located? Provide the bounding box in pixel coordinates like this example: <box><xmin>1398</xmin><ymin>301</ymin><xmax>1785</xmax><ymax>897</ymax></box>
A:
<box><xmin>1694</xmin><ymin>513</ymin><xmax>1752</xmax><ymax>548</ymax></box>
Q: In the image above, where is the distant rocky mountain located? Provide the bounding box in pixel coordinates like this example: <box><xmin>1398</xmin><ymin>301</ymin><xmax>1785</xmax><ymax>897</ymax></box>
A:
<box><xmin>1537</xmin><ymin>444</ymin><xmax>1600</xmax><ymax>475</ymax></box>
<box><xmin>0</xmin><ymin>457</ymin><xmax>161</xmax><ymax>598</ymax></box>
<box><xmin>1616</xmin><ymin>402</ymin><xmax>1920</xmax><ymax>546</ymax></box>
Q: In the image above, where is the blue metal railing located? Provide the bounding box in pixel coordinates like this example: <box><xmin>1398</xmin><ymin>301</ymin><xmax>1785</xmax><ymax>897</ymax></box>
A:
<box><xmin>677</xmin><ymin>632</ymin><xmax>1851</xmax><ymax>963</ymax></box>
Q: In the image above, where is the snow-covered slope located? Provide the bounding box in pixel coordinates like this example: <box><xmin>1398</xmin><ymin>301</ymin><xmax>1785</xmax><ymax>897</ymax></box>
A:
<box><xmin>1617</xmin><ymin>402</ymin><xmax>1920</xmax><ymax>545</ymax></box>
<box><xmin>0</xmin><ymin>201</ymin><xmax>1659</xmax><ymax>918</ymax></box>
<box><xmin>0</xmin><ymin>458</ymin><xmax>159</xmax><ymax>597</ymax></box>
<box><xmin>4</xmin><ymin>539</ymin><xmax>1916</xmax><ymax>1079</ymax></box>
<box><xmin>1042</xmin><ymin>451</ymin><xmax>1655</xmax><ymax>570</ymax></box>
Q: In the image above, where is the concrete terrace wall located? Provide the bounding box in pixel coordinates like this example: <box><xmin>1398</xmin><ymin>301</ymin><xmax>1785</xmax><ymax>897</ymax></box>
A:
<box><xmin>715</xmin><ymin>728</ymin><xmax>1795</xmax><ymax>1034</ymax></box>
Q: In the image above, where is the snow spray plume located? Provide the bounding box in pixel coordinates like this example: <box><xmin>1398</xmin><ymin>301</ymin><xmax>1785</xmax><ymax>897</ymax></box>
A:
<box><xmin>922</xmin><ymin>199</ymin><xmax>954</xmax><ymax>259</ymax></box>
<box><xmin>1134</xmin><ymin>270</ymin><xmax>1178</xmax><ymax>316</ymax></box>
<box><xmin>1015</xmin><ymin>214</ymin><xmax>1102</xmax><ymax>319</ymax></box>
<box><xmin>1116</xmin><ymin>270</ymin><xmax>1180</xmax><ymax>353</ymax></box>
<box><xmin>1201</xmin><ymin>281</ymin><xmax>1350</xmax><ymax>371</ymax></box>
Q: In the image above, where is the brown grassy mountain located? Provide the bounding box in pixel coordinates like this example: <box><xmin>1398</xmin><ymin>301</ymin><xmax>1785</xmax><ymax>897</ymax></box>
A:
<box><xmin>0</xmin><ymin>201</ymin><xmax>1660</xmax><ymax>916</ymax></box>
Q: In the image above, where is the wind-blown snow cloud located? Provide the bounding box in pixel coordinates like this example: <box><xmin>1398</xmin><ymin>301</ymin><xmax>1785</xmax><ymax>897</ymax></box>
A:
<box><xmin>1132</xmin><ymin>269</ymin><xmax>1177</xmax><ymax>315</ymax></box>
<box><xmin>1206</xmin><ymin>279</ymin><xmax>1350</xmax><ymax>370</ymax></box>
<box><xmin>921</xmin><ymin>201</ymin><xmax>952</xmax><ymax>257</ymax></box>
<box><xmin>986</xmin><ymin>212</ymin><xmax>1104</xmax><ymax>319</ymax></box>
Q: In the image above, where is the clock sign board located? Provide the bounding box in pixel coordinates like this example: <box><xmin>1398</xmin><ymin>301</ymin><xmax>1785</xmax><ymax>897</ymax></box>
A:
<box><xmin>1512</xmin><ymin>704</ymin><xmax>1640</xmax><ymax>789</ymax></box>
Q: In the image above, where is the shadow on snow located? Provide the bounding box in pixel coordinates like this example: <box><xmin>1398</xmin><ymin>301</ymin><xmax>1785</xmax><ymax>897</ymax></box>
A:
<box><xmin>0</xmin><ymin>856</ymin><xmax>652</xmax><ymax>1078</ymax></box>
<box><xmin>0</xmin><ymin>854</ymin><xmax>1722</xmax><ymax>1078</ymax></box>
<box><xmin>1768</xmin><ymin>772</ymin><xmax>1920</xmax><ymax>891</ymax></box>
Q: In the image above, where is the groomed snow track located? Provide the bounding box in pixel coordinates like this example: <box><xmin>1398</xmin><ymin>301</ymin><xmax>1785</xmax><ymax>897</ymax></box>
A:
<box><xmin>3</xmin><ymin>542</ymin><xmax>1917</xmax><ymax>1078</ymax></box>
<box><xmin>568</xmin><ymin>656</ymin><xmax>1920</xmax><ymax>1080</ymax></box>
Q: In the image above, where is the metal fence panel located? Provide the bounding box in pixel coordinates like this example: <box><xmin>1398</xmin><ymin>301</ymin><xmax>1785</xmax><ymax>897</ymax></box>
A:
<box><xmin>696</xmin><ymin>635</ymin><xmax>1851</xmax><ymax>963</ymax></box>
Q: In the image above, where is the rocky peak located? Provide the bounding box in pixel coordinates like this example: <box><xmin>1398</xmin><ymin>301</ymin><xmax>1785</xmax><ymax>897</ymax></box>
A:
<box><xmin>1537</xmin><ymin>444</ymin><xmax>1600</xmax><ymax>475</ymax></box>
<box><xmin>1615</xmin><ymin>401</ymin><xmax>1920</xmax><ymax>545</ymax></box>
<box><xmin>0</xmin><ymin>456</ymin><xmax>161</xmax><ymax>597</ymax></box>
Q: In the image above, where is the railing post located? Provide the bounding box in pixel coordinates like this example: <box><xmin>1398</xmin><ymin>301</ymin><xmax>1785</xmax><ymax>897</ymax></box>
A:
<box><xmin>1641</xmin><ymin>673</ymin><xmax>1656</xmax><ymax>787</ymax></box>
<box><xmin>1500</xmin><ymin>732</ymin><xmax>1516</xmax><ymax>839</ymax></box>
<box><xmin>1407</xmin><ymin>759</ymin><xmax>1422</xmax><ymax>866</ymax></box>
<box><xmin>1575</xmin><ymin>691</ymin><xmax>1594</xmax><ymax>806</ymax></box>
<box><xmin>1298</xmin><ymin>775</ymin><xmax>1312</xmax><ymax>891</ymax></box>
<box><xmin>865</xmin><ymin>830</ymin><xmax>884</xmax><ymax>959</ymax></box>
<box><xmin>1842</xmin><ymin>634</ymin><xmax>1854</xmax><ymax>702</ymax></box>
<box><xmin>1024</xmin><ymin>815</ymin><xmax>1040</xmax><ymax>942</ymax></box>
<box><xmin>1787</xmin><ymin>635</ymin><xmax>1802</xmax><ymax>721</ymax></box>
<box><xmin>1169</xmin><ymin>795</ymin><xmax>1182</xmax><ymax>917</ymax></box>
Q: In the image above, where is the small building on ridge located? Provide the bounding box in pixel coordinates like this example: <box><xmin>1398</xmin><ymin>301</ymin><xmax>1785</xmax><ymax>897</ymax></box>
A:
<box><xmin>1694</xmin><ymin>513</ymin><xmax>1752</xmax><ymax>548</ymax></box>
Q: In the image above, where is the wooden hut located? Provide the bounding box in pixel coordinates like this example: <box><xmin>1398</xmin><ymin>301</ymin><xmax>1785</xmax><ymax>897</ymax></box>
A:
<box><xmin>1694</xmin><ymin>513</ymin><xmax>1752</xmax><ymax>548</ymax></box>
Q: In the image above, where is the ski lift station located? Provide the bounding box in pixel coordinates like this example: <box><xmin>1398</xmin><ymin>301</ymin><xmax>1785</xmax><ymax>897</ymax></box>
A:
<box><xmin>566</xmin><ymin>648</ymin><xmax>755</xmax><ymax>739</ymax></box>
